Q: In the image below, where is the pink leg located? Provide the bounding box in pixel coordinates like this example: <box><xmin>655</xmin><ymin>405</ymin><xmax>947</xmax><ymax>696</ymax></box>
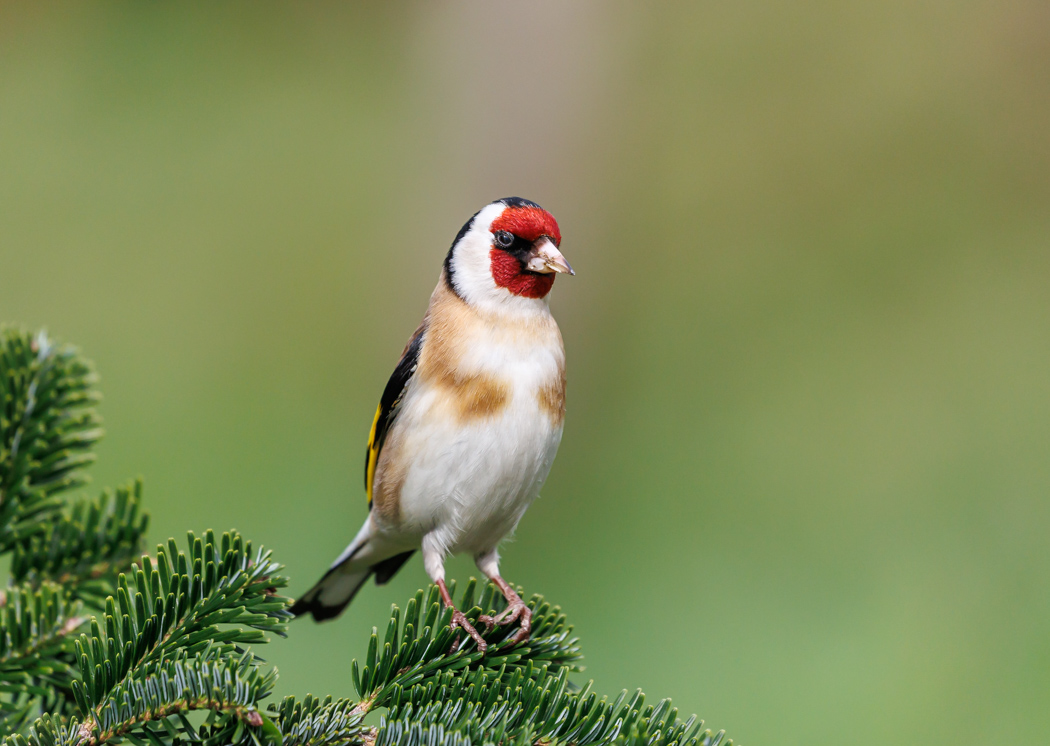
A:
<box><xmin>437</xmin><ymin>578</ymin><xmax>487</xmax><ymax>653</ymax></box>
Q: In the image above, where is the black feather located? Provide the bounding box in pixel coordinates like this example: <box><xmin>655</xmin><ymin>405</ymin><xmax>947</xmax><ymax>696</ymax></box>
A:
<box><xmin>372</xmin><ymin>550</ymin><xmax>415</xmax><ymax>585</ymax></box>
<box><xmin>366</xmin><ymin>326</ymin><xmax>425</xmax><ymax>499</ymax></box>
<box><xmin>291</xmin><ymin>550</ymin><xmax>416</xmax><ymax>621</ymax></box>
<box><xmin>290</xmin><ymin>563</ymin><xmax>370</xmax><ymax>621</ymax></box>
<box><xmin>498</xmin><ymin>196</ymin><xmax>542</xmax><ymax>209</ymax></box>
<box><xmin>291</xmin><ymin>537</ymin><xmax>368</xmax><ymax>621</ymax></box>
<box><xmin>444</xmin><ymin>208</ymin><xmax>481</xmax><ymax>297</ymax></box>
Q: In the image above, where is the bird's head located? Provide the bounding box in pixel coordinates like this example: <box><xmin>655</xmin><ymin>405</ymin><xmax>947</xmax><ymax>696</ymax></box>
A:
<box><xmin>443</xmin><ymin>197</ymin><xmax>573</xmax><ymax>314</ymax></box>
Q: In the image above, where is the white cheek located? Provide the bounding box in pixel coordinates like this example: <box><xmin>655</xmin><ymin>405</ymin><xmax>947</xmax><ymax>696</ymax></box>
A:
<box><xmin>449</xmin><ymin>208</ymin><xmax>500</xmax><ymax>302</ymax></box>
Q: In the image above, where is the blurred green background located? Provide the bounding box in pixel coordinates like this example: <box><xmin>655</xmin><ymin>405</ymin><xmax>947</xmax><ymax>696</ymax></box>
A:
<box><xmin>3</xmin><ymin>2</ymin><xmax>1049</xmax><ymax>743</ymax></box>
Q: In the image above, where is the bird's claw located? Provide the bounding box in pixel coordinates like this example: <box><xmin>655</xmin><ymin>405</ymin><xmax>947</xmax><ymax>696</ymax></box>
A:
<box><xmin>449</xmin><ymin>609</ymin><xmax>487</xmax><ymax>654</ymax></box>
<box><xmin>479</xmin><ymin>601</ymin><xmax>532</xmax><ymax>644</ymax></box>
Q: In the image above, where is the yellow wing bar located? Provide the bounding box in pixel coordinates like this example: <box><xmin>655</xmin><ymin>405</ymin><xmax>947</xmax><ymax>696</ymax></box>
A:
<box><xmin>365</xmin><ymin>403</ymin><xmax>382</xmax><ymax>505</ymax></box>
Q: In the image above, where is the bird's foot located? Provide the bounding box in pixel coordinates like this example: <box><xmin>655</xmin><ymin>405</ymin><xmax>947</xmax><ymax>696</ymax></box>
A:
<box><xmin>436</xmin><ymin>578</ymin><xmax>488</xmax><ymax>654</ymax></box>
<box><xmin>479</xmin><ymin>600</ymin><xmax>532</xmax><ymax>644</ymax></box>
<box><xmin>449</xmin><ymin>609</ymin><xmax>488</xmax><ymax>654</ymax></box>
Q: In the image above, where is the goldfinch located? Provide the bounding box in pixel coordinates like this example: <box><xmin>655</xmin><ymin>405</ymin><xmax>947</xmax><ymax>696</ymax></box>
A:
<box><xmin>292</xmin><ymin>197</ymin><xmax>573</xmax><ymax>651</ymax></box>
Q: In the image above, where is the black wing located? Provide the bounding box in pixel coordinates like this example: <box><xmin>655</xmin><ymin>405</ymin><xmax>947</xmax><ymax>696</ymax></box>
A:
<box><xmin>364</xmin><ymin>324</ymin><xmax>424</xmax><ymax>506</ymax></box>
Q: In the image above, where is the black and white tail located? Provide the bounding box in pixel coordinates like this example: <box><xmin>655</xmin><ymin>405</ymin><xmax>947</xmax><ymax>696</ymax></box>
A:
<box><xmin>290</xmin><ymin>525</ymin><xmax>414</xmax><ymax>621</ymax></box>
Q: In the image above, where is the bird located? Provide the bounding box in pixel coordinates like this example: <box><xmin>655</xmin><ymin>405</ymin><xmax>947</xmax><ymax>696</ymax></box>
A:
<box><xmin>291</xmin><ymin>197</ymin><xmax>573</xmax><ymax>652</ymax></box>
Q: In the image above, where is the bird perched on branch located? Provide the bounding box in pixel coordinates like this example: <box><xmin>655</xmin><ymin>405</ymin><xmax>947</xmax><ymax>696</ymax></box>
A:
<box><xmin>292</xmin><ymin>197</ymin><xmax>573</xmax><ymax>651</ymax></box>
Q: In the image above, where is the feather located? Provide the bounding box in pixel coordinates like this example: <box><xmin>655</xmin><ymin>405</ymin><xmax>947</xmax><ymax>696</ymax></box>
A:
<box><xmin>365</xmin><ymin>323</ymin><xmax>425</xmax><ymax>505</ymax></box>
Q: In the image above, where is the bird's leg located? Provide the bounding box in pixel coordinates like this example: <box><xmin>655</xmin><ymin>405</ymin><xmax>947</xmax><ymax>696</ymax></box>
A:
<box><xmin>425</xmin><ymin>535</ymin><xmax>486</xmax><ymax>652</ymax></box>
<box><xmin>436</xmin><ymin>578</ymin><xmax>487</xmax><ymax>653</ymax></box>
<box><xmin>474</xmin><ymin>550</ymin><xmax>531</xmax><ymax>643</ymax></box>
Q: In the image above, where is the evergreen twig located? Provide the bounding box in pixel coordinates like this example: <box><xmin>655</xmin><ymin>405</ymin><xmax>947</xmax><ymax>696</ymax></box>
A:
<box><xmin>0</xmin><ymin>583</ymin><xmax>84</xmax><ymax>736</ymax></box>
<box><xmin>12</xmin><ymin>482</ymin><xmax>149</xmax><ymax>609</ymax></box>
<box><xmin>0</xmin><ymin>330</ymin><xmax>103</xmax><ymax>553</ymax></box>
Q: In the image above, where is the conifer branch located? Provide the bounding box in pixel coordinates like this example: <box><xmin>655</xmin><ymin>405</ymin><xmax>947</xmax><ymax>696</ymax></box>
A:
<box><xmin>11</xmin><ymin>482</ymin><xmax>149</xmax><ymax>609</ymax></box>
<box><xmin>67</xmin><ymin>530</ymin><xmax>291</xmax><ymax>744</ymax></box>
<box><xmin>0</xmin><ymin>584</ymin><xmax>85</xmax><ymax>735</ymax></box>
<box><xmin>0</xmin><ymin>330</ymin><xmax>103</xmax><ymax>553</ymax></box>
<box><xmin>4</xmin><ymin>713</ymin><xmax>70</xmax><ymax>746</ymax></box>
<box><xmin>347</xmin><ymin>579</ymin><xmax>582</xmax><ymax>707</ymax></box>
<box><xmin>273</xmin><ymin>583</ymin><xmax>726</xmax><ymax>746</ymax></box>
<box><xmin>271</xmin><ymin>695</ymin><xmax>369</xmax><ymax>746</ymax></box>
<box><xmin>76</xmin><ymin>652</ymin><xmax>276</xmax><ymax>746</ymax></box>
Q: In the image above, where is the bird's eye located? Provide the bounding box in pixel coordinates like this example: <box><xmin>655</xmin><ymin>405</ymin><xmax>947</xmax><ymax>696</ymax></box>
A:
<box><xmin>494</xmin><ymin>230</ymin><xmax>514</xmax><ymax>249</ymax></box>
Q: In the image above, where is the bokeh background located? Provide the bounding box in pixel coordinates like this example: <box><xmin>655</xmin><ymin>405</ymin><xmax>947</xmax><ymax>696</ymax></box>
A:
<box><xmin>3</xmin><ymin>3</ymin><xmax>1049</xmax><ymax>743</ymax></box>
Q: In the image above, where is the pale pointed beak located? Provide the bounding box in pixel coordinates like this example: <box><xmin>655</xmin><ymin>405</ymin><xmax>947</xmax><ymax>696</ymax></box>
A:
<box><xmin>525</xmin><ymin>237</ymin><xmax>575</xmax><ymax>275</ymax></box>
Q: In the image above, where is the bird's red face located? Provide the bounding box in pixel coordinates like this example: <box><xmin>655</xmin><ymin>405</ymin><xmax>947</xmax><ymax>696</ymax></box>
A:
<box><xmin>488</xmin><ymin>206</ymin><xmax>572</xmax><ymax>299</ymax></box>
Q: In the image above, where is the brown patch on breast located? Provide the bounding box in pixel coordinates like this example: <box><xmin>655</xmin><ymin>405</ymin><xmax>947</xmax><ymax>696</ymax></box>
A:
<box><xmin>537</xmin><ymin>364</ymin><xmax>566</xmax><ymax>427</ymax></box>
<box><xmin>418</xmin><ymin>281</ymin><xmax>512</xmax><ymax>422</ymax></box>
<box><xmin>454</xmin><ymin>373</ymin><xmax>510</xmax><ymax>420</ymax></box>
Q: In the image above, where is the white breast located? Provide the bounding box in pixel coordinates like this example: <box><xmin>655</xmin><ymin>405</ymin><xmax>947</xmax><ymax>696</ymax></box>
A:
<box><xmin>380</xmin><ymin>318</ymin><xmax>564</xmax><ymax>557</ymax></box>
